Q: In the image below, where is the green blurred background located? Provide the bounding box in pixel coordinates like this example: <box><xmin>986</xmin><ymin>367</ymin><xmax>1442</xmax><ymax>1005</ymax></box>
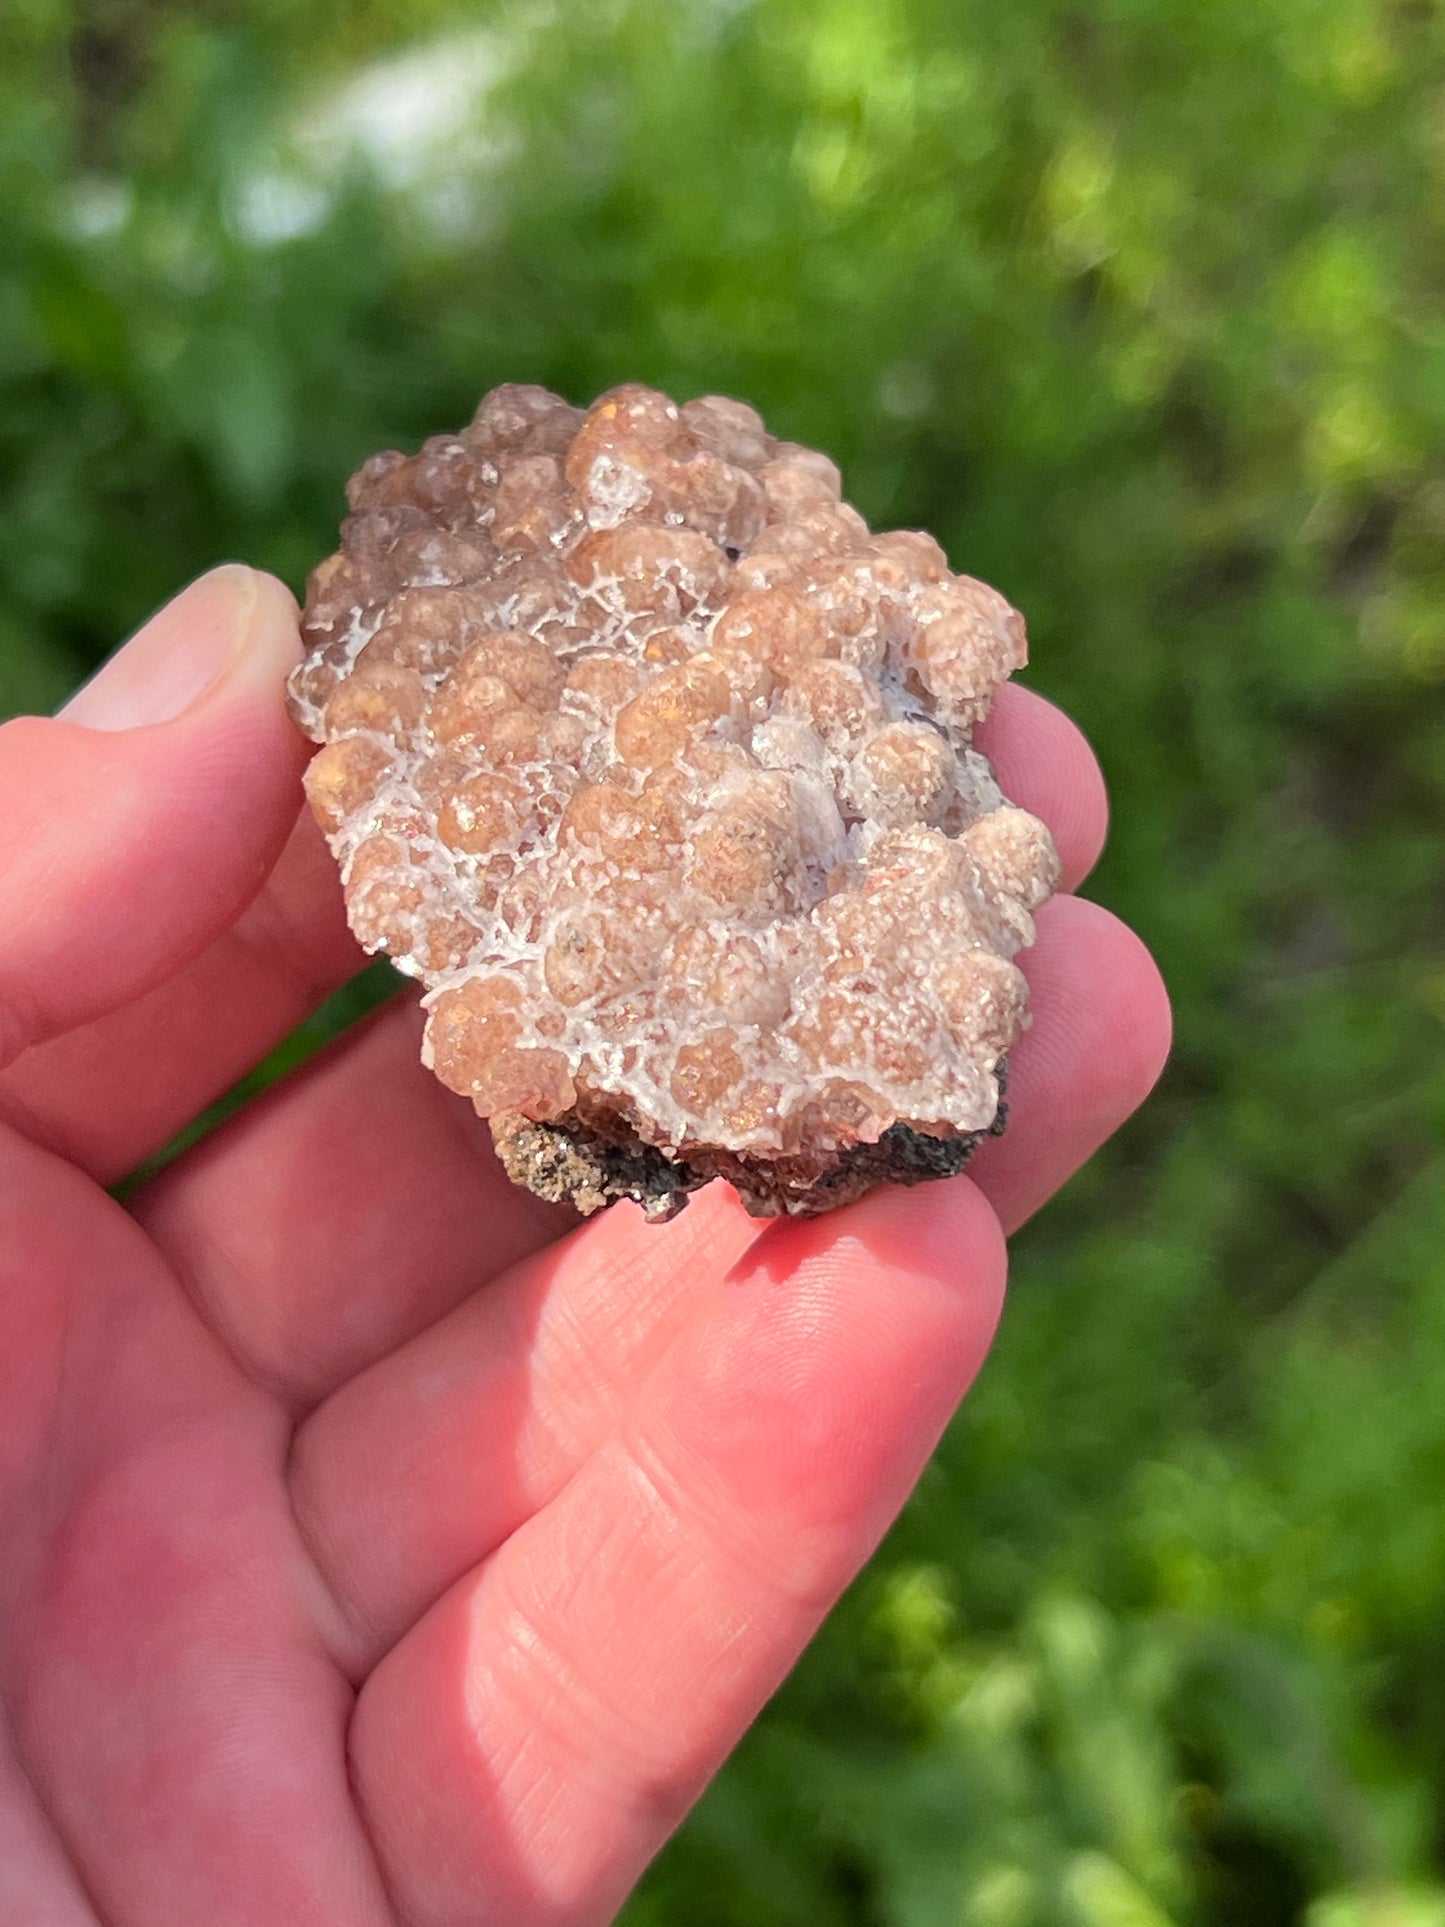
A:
<box><xmin>5</xmin><ymin>0</ymin><xmax>1445</xmax><ymax>1919</ymax></box>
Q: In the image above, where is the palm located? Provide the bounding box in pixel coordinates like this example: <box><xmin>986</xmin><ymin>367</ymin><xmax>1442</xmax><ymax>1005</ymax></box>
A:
<box><xmin>0</xmin><ymin>571</ymin><xmax>1168</xmax><ymax>1926</ymax></box>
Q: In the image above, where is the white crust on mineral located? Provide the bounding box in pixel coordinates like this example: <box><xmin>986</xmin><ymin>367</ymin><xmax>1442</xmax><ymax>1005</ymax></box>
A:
<box><xmin>288</xmin><ymin>383</ymin><xmax>1060</xmax><ymax>1217</ymax></box>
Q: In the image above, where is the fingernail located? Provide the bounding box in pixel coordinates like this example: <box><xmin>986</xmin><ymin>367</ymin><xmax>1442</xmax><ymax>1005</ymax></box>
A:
<box><xmin>59</xmin><ymin>565</ymin><xmax>264</xmax><ymax>731</ymax></box>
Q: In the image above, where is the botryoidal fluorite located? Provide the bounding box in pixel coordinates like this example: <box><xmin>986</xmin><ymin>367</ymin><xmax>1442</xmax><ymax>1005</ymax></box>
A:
<box><xmin>287</xmin><ymin>383</ymin><xmax>1060</xmax><ymax>1219</ymax></box>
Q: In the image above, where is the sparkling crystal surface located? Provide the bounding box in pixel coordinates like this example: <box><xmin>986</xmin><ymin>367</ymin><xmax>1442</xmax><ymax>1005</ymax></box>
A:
<box><xmin>288</xmin><ymin>383</ymin><xmax>1060</xmax><ymax>1217</ymax></box>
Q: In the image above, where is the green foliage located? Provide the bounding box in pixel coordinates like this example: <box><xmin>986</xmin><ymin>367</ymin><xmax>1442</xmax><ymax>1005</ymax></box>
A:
<box><xmin>4</xmin><ymin>0</ymin><xmax>1445</xmax><ymax>1917</ymax></box>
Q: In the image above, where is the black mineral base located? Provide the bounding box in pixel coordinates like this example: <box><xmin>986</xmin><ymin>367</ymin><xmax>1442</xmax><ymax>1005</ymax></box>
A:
<box><xmin>490</xmin><ymin>1063</ymin><xmax>1008</xmax><ymax>1222</ymax></box>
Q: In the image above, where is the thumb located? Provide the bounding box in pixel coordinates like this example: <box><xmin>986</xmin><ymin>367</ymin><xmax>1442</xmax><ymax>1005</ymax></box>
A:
<box><xmin>0</xmin><ymin>566</ymin><xmax>308</xmax><ymax>1073</ymax></box>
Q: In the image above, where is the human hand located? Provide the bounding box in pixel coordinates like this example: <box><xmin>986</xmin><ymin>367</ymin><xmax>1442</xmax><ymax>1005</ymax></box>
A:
<box><xmin>0</xmin><ymin>568</ymin><xmax>1169</xmax><ymax>1926</ymax></box>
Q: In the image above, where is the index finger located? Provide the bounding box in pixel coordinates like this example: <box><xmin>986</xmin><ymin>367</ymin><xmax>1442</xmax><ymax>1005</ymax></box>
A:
<box><xmin>3</xmin><ymin>675</ymin><xmax>1106</xmax><ymax>1185</ymax></box>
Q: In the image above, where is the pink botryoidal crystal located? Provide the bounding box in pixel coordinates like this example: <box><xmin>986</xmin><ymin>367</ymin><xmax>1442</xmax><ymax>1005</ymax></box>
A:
<box><xmin>287</xmin><ymin>383</ymin><xmax>1059</xmax><ymax>1218</ymax></box>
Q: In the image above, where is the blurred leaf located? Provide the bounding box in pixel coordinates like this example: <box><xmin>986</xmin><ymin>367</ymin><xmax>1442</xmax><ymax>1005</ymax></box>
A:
<box><xmin>1308</xmin><ymin>1889</ymin><xmax>1445</xmax><ymax>1927</ymax></box>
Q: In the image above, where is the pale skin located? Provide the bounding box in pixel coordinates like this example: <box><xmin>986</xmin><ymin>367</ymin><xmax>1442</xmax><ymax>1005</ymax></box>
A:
<box><xmin>0</xmin><ymin>567</ymin><xmax>1171</xmax><ymax>1926</ymax></box>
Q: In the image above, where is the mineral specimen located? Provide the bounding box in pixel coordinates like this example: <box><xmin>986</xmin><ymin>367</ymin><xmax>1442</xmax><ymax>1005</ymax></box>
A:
<box><xmin>287</xmin><ymin>383</ymin><xmax>1060</xmax><ymax>1219</ymax></box>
